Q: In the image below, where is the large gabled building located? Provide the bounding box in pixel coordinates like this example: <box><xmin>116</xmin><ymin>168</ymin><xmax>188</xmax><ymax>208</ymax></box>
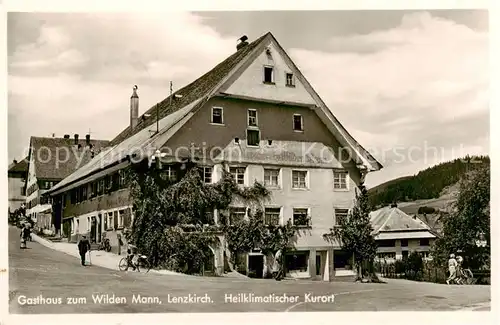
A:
<box><xmin>46</xmin><ymin>32</ymin><xmax>382</xmax><ymax>280</ymax></box>
<box><xmin>8</xmin><ymin>158</ymin><xmax>29</xmax><ymax>213</ymax></box>
<box><xmin>25</xmin><ymin>135</ymin><xmax>109</xmax><ymax>234</ymax></box>
<box><xmin>370</xmin><ymin>205</ymin><xmax>438</xmax><ymax>261</ymax></box>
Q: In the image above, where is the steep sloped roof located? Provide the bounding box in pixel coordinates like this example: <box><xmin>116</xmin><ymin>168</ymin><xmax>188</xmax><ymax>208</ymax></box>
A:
<box><xmin>47</xmin><ymin>99</ymin><xmax>201</xmax><ymax>195</ymax></box>
<box><xmin>48</xmin><ymin>31</ymin><xmax>383</xmax><ymax>195</ymax></box>
<box><xmin>29</xmin><ymin>137</ymin><xmax>109</xmax><ymax>180</ymax></box>
<box><xmin>110</xmin><ymin>33</ymin><xmax>268</xmax><ymax>146</ymax></box>
<box><xmin>369</xmin><ymin>206</ymin><xmax>431</xmax><ymax>234</ymax></box>
<box><xmin>8</xmin><ymin>157</ymin><xmax>29</xmax><ymax>174</ymax></box>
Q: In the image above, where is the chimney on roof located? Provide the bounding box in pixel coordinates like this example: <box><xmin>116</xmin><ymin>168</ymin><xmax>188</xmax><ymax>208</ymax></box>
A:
<box><xmin>85</xmin><ymin>134</ymin><xmax>91</xmax><ymax>146</ymax></box>
<box><xmin>130</xmin><ymin>85</ymin><xmax>139</xmax><ymax>131</ymax></box>
<box><xmin>13</xmin><ymin>159</ymin><xmax>18</xmax><ymax>164</ymax></box>
<box><xmin>236</xmin><ymin>35</ymin><xmax>249</xmax><ymax>51</ymax></box>
<box><xmin>64</xmin><ymin>134</ymin><xmax>70</xmax><ymax>139</ymax></box>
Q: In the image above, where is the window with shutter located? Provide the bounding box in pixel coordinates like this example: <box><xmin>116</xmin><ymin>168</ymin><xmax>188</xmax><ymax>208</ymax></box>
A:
<box><xmin>82</xmin><ymin>186</ymin><xmax>87</xmax><ymax>201</ymax></box>
<box><xmin>113</xmin><ymin>211</ymin><xmax>118</xmax><ymax>230</ymax></box>
<box><xmin>102</xmin><ymin>214</ymin><xmax>107</xmax><ymax>230</ymax></box>
<box><xmin>118</xmin><ymin>210</ymin><xmax>125</xmax><ymax>228</ymax></box>
<box><xmin>264</xmin><ymin>207</ymin><xmax>281</xmax><ymax>226</ymax></box>
<box><xmin>107</xmin><ymin>212</ymin><xmax>113</xmax><ymax>230</ymax></box>
<box><xmin>112</xmin><ymin>173</ymin><xmax>120</xmax><ymax>191</ymax></box>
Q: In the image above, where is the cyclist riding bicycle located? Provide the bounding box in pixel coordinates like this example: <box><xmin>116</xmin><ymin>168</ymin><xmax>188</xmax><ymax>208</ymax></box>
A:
<box><xmin>456</xmin><ymin>253</ymin><xmax>464</xmax><ymax>284</ymax></box>
<box><xmin>127</xmin><ymin>244</ymin><xmax>140</xmax><ymax>270</ymax></box>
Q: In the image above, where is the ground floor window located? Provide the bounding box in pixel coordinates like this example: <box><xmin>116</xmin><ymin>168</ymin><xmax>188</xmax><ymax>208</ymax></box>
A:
<box><xmin>419</xmin><ymin>238</ymin><xmax>430</xmax><ymax>246</ymax></box>
<box><xmin>377</xmin><ymin>240</ymin><xmax>396</xmax><ymax>248</ymax></box>
<box><xmin>377</xmin><ymin>252</ymin><xmax>396</xmax><ymax>259</ymax></box>
<box><xmin>285</xmin><ymin>251</ymin><xmax>309</xmax><ymax>273</ymax></box>
<box><xmin>419</xmin><ymin>251</ymin><xmax>431</xmax><ymax>259</ymax></box>
<box><xmin>334</xmin><ymin>250</ymin><xmax>353</xmax><ymax>270</ymax></box>
<box><xmin>118</xmin><ymin>210</ymin><xmax>125</xmax><ymax>228</ymax></box>
<box><xmin>107</xmin><ymin>212</ymin><xmax>114</xmax><ymax>230</ymax></box>
<box><xmin>229</xmin><ymin>207</ymin><xmax>246</xmax><ymax>225</ymax></box>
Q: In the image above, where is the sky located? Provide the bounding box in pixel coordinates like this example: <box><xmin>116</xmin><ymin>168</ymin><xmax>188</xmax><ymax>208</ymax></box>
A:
<box><xmin>7</xmin><ymin>10</ymin><xmax>489</xmax><ymax>188</ymax></box>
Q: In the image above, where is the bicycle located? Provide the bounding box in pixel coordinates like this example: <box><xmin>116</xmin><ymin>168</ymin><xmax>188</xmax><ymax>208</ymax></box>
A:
<box><xmin>98</xmin><ymin>234</ymin><xmax>112</xmax><ymax>252</ymax></box>
<box><xmin>118</xmin><ymin>254</ymin><xmax>151</xmax><ymax>273</ymax></box>
<box><xmin>457</xmin><ymin>268</ymin><xmax>475</xmax><ymax>285</ymax></box>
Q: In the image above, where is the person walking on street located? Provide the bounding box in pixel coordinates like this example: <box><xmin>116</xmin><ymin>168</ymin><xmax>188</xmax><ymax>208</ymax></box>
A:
<box><xmin>20</xmin><ymin>224</ymin><xmax>31</xmax><ymax>249</ymax></box>
<box><xmin>272</xmin><ymin>249</ymin><xmax>284</xmax><ymax>281</ymax></box>
<box><xmin>77</xmin><ymin>235</ymin><xmax>91</xmax><ymax>266</ymax></box>
<box><xmin>446</xmin><ymin>253</ymin><xmax>458</xmax><ymax>285</ymax></box>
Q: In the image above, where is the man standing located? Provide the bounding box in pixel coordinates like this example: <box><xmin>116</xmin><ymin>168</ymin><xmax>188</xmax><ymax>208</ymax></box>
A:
<box><xmin>77</xmin><ymin>235</ymin><xmax>91</xmax><ymax>266</ymax></box>
<box><xmin>117</xmin><ymin>233</ymin><xmax>123</xmax><ymax>255</ymax></box>
<box><xmin>446</xmin><ymin>253</ymin><xmax>458</xmax><ymax>285</ymax></box>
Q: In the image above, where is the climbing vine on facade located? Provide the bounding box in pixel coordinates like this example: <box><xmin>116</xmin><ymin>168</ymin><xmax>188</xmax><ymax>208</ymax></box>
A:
<box><xmin>123</xmin><ymin>161</ymin><xmax>295</xmax><ymax>275</ymax></box>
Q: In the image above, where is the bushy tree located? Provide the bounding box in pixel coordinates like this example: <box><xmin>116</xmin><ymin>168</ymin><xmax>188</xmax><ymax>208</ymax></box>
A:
<box><xmin>223</xmin><ymin>209</ymin><xmax>297</xmax><ymax>271</ymax></box>
<box><xmin>9</xmin><ymin>205</ymin><xmax>26</xmax><ymax>226</ymax></box>
<box><xmin>431</xmin><ymin>164</ymin><xmax>490</xmax><ymax>270</ymax></box>
<box><xmin>125</xmin><ymin>162</ymin><xmax>295</xmax><ymax>274</ymax></box>
<box><xmin>222</xmin><ymin>210</ymin><xmax>266</xmax><ymax>268</ymax></box>
<box><xmin>405</xmin><ymin>251</ymin><xmax>424</xmax><ymax>280</ymax></box>
<box><xmin>323</xmin><ymin>185</ymin><xmax>378</xmax><ymax>281</ymax></box>
<box><xmin>261</xmin><ymin>218</ymin><xmax>296</xmax><ymax>256</ymax></box>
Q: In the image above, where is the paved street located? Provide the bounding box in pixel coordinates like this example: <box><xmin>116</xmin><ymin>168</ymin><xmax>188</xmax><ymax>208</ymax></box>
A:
<box><xmin>8</xmin><ymin>227</ymin><xmax>490</xmax><ymax>314</ymax></box>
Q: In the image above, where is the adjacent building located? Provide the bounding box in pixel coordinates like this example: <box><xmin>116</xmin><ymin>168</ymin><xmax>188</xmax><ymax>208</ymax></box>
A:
<box><xmin>370</xmin><ymin>204</ymin><xmax>438</xmax><ymax>261</ymax></box>
<box><xmin>45</xmin><ymin>32</ymin><xmax>382</xmax><ymax>281</ymax></box>
<box><xmin>25</xmin><ymin>135</ymin><xmax>109</xmax><ymax>234</ymax></box>
<box><xmin>8</xmin><ymin>158</ymin><xmax>28</xmax><ymax>213</ymax></box>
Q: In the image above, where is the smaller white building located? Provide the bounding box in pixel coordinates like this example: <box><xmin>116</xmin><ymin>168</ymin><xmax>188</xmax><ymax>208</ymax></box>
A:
<box><xmin>370</xmin><ymin>205</ymin><xmax>437</xmax><ymax>262</ymax></box>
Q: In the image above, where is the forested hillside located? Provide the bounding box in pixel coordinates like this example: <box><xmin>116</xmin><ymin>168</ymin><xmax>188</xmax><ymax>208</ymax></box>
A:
<box><xmin>368</xmin><ymin>155</ymin><xmax>490</xmax><ymax>208</ymax></box>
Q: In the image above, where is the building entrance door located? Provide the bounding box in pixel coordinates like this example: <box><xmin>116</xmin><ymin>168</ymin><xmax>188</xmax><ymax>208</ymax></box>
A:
<box><xmin>97</xmin><ymin>214</ymin><xmax>102</xmax><ymax>242</ymax></box>
<box><xmin>248</xmin><ymin>254</ymin><xmax>264</xmax><ymax>278</ymax></box>
<box><xmin>90</xmin><ymin>217</ymin><xmax>97</xmax><ymax>243</ymax></box>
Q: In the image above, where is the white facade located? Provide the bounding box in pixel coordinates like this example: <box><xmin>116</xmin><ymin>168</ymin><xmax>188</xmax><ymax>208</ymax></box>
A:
<box><xmin>25</xmin><ymin>149</ymin><xmax>39</xmax><ymax>222</ymax></box>
<box><xmin>225</xmin><ymin>42</ymin><xmax>316</xmax><ymax>105</ymax></box>
<box><xmin>211</xmin><ymin>159</ymin><xmax>357</xmax><ymax>280</ymax></box>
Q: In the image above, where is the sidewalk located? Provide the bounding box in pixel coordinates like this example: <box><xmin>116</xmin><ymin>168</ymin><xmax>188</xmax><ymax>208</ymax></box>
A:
<box><xmin>31</xmin><ymin>232</ymin><xmax>270</xmax><ymax>280</ymax></box>
<box><xmin>31</xmin><ymin>233</ymin><xmax>186</xmax><ymax>277</ymax></box>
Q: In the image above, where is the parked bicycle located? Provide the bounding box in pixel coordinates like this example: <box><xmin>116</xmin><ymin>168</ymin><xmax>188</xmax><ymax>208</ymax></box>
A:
<box><xmin>118</xmin><ymin>247</ymin><xmax>151</xmax><ymax>273</ymax></box>
<box><xmin>98</xmin><ymin>233</ymin><xmax>111</xmax><ymax>252</ymax></box>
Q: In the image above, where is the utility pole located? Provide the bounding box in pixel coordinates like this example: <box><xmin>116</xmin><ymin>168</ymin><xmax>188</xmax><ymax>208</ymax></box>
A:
<box><xmin>156</xmin><ymin>103</ymin><xmax>159</xmax><ymax>134</ymax></box>
<box><xmin>169</xmin><ymin>81</ymin><xmax>173</xmax><ymax>107</ymax></box>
